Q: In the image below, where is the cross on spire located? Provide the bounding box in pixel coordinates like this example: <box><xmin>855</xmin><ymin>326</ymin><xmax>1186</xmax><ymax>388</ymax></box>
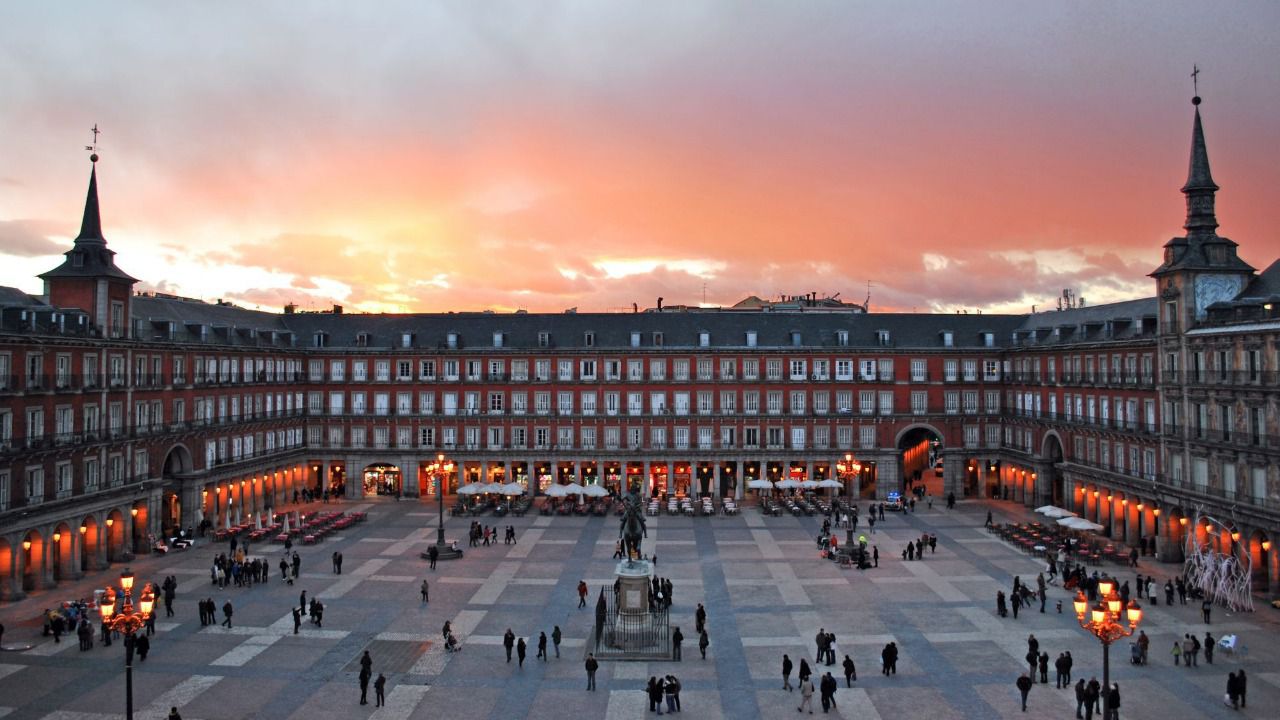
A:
<box><xmin>1191</xmin><ymin>65</ymin><xmax>1200</xmax><ymax>98</ymax></box>
<box><xmin>86</xmin><ymin>124</ymin><xmax>101</xmax><ymax>162</ymax></box>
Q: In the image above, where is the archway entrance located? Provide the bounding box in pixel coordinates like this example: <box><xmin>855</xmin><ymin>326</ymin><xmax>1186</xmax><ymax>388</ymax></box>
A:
<box><xmin>1042</xmin><ymin>434</ymin><xmax>1065</xmax><ymax>506</ymax></box>
<box><xmin>81</xmin><ymin>516</ymin><xmax>100</xmax><ymax>572</ymax></box>
<box><xmin>0</xmin><ymin>539</ymin><xmax>12</xmax><ymax>599</ymax></box>
<box><xmin>898</xmin><ymin>425</ymin><xmax>943</xmax><ymax>498</ymax></box>
<box><xmin>363</xmin><ymin>463</ymin><xmax>402</xmax><ymax>496</ymax></box>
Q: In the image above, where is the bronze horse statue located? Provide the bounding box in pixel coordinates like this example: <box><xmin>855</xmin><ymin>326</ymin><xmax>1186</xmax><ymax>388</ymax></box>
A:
<box><xmin>619</xmin><ymin>491</ymin><xmax>648</xmax><ymax>564</ymax></box>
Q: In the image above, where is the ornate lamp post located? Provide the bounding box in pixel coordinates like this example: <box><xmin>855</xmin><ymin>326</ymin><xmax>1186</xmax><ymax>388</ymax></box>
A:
<box><xmin>426</xmin><ymin>453</ymin><xmax>463</xmax><ymax>560</ymax></box>
<box><xmin>99</xmin><ymin>569</ymin><xmax>155</xmax><ymax>720</ymax></box>
<box><xmin>1072</xmin><ymin>576</ymin><xmax>1142</xmax><ymax>720</ymax></box>
<box><xmin>835</xmin><ymin>453</ymin><xmax>862</xmax><ymax>546</ymax></box>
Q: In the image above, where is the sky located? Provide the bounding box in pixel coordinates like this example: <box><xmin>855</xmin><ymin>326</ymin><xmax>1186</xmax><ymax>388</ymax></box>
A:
<box><xmin>1</xmin><ymin>2</ymin><xmax>1278</xmax><ymax>316</ymax></box>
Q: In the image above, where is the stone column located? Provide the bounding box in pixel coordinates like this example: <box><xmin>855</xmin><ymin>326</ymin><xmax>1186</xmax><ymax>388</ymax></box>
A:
<box><xmin>943</xmin><ymin>454</ymin><xmax>966</xmax><ymax>499</ymax></box>
<box><xmin>877</xmin><ymin>454</ymin><xmax>898</xmax><ymax>500</ymax></box>
<box><xmin>7</xmin><ymin>536</ymin><xmax>25</xmax><ymax>600</ymax></box>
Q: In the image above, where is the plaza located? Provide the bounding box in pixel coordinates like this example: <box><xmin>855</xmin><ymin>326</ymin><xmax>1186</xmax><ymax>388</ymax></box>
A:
<box><xmin>0</xmin><ymin>495</ymin><xmax>1276</xmax><ymax>719</ymax></box>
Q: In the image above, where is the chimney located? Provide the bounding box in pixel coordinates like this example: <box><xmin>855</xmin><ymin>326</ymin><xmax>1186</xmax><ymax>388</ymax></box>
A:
<box><xmin>632</xmin><ymin>302</ymin><xmax>638</xmax><ymax>314</ymax></box>
<box><xmin>332</xmin><ymin>304</ymin><xmax>344</xmax><ymax>314</ymax></box>
<box><xmin>284</xmin><ymin>303</ymin><xmax>297</xmax><ymax>315</ymax></box>
<box><xmin>657</xmin><ymin>297</ymin><xmax>664</xmax><ymax>311</ymax></box>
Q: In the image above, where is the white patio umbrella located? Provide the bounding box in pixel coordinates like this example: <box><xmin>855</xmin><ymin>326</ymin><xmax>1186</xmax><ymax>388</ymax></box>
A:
<box><xmin>500</xmin><ymin>482</ymin><xmax>526</xmax><ymax>496</ymax></box>
<box><xmin>798</xmin><ymin>479</ymin><xmax>820</xmax><ymax>490</ymax></box>
<box><xmin>775</xmin><ymin>479</ymin><xmax>800</xmax><ymax>490</ymax></box>
<box><xmin>583</xmin><ymin>484</ymin><xmax>610</xmax><ymax>498</ymax></box>
<box><xmin>746</xmin><ymin>479</ymin><xmax>774</xmax><ymax>490</ymax></box>
<box><xmin>481</xmin><ymin>482</ymin><xmax>505</xmax><ymax>494</ymax></box>
<box><xmin>544</xmin><ymin>484</ymin><xmax>570</xmax><ymax>498</ymax></box>
<box><xmin>816</xmin><ymin>479</ymin><xmax>844</xmax><ymax>489</ymax></box>
<box><xmin>1058</xmin><ymin>516</ymin><xmax>1104</xmax><ymax>532</ymax></box>
<box><xmin>1036</xmin><ymin>506</ymin><xmax>1077</xmax><ymax>519</ymax></box>
<box><xmin>456</xmin><ymin>483</ymin><xmax>485</xmax><ymax>495</ymax></box>
<box><xmin>563</xmin><ymin>484</ymin><xmax>586</xmax><ymax>495</ymax></box>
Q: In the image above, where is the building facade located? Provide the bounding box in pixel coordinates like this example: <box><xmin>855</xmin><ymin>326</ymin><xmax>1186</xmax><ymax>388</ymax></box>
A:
<box><xmin>1</xmin><ymin>98</ymin><xmax>1276</xmax><ymax>601</ymax></box>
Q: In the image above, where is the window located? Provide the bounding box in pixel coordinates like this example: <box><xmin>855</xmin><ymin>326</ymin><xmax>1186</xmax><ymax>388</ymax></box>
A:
<box><xmin>652</xmin><ymin>332</ymin><xmax>664</xmax><ymax>347</ymax></box>
<box><xmin>941</xmin><ymin>331</ymin><xmax>953</xmax><ymax>347</ymax></box>
<box><xmin>944</xmin><ymin>391</ymin><xmax>959</xmax><ymax>415</ymax></box>
<box><xmin>534</xmin><ymin>359</ymin><xmax>550</xmax><ymax>382</ymax></box>
<box><xmin>580</xmin><ymin>359</ymin><xmax>597</xmax><ymax>380</ymax></box>
<box><xmin>859</xmin><ymin>390</ymin><xmax>874</xmax><ymax>415</ymax></box>
<box><xmin>859</xmin><ymin>426</ymin><xmax>876</xmax><ymax>449</ymax></box>
<box><xmin>584</xmin><ymin>332</ymin><xmax>595</xmax><ymax>347</ymax></box>
<box><xmin>353</xmin><ymin>360</ymin><xmax>367</xmax><ymax>382</ymax></box>
<box><xmin>878</xmin><ymin>391</ymin><xmax>893</xmax><ymax>415</ymax></box>
<box><xmin>910</xmin><ymin>359</ymin><xmax>926</xmax><ymax>382</ymax></box>
<box><xmin>742</xmin><ymin>359</ymin><xmax>759</xmax><ymax>380</ymax></box>
<box><xmin>699</xmin><ymin>331</ymin><xmax>710</xmax><ymax>348</ymax></box>
<box><xmin>836</xmin><ymin>330</ymin><xmax>848</xmax><ymax>347</ymax></box>
<box><xmin>558</xmin><ymin>359</ymin><xmax>573</xmax><ymax>381</ymax></box>
<box><xmin>876</xmin><ymin>330</ymin><xmax>890</xmax><ymax>346</ymax></box>
<box><xmin>911</xmin><ymin>391</ymin><xmax>927</xmax><ymax>415</ymax></box>
<box><xmin>673</xmin><ymin>359</ymin><xmax>690</xmax><ymax>381</ymax></box>
<box><xmin>835</xmin><ymin>359</ymin><xmax>853</xmax><ymax>381</ymax></box>
<box><xmin>26</xmin><ymin>466</ymin><xmax>44</xmax><ymax>504</ymax></box>
<box><xmin>789</xmin><ymin>359</ymin><xmax>807</xmax><ymax>380</ymax></box>
<box><xmin>983</xmin><ymin>360</ymin><xmax>1000</xmax><ymax>381</ymax></box>
<box><xmin>648</xmin><ymin>359</ymin><xmax>666</xmax><ymax>381</ymax></box>
<box><xmin>538</xmin><ymin>332</ymin><xmax>550</xmax><ymax>348</ymax></box>
<box><xmin>420</xmin><ymin>360</ymin><xmax>436</xmax><ymax>380</ymax></box>
<box><xmin>745</xmin><ymin>331</ymin><xmax>757</xmax><ymax>347</ymax></box>
<box><xmin>630</xmin><ymin>331</ymin><xmax>641</xmax><ymax>348</ymax></box>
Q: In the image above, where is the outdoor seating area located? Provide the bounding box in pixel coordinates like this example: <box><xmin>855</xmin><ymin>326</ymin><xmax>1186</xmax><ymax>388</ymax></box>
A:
<box><xmin>289</xmin><ymin>510</ymin><xmax>364</xmax><ymax>545</ymax></box>
<box><xmin>991</xmin><ymin>520</ymin><xmax>1129</xmax><ymax>566</ymax></box>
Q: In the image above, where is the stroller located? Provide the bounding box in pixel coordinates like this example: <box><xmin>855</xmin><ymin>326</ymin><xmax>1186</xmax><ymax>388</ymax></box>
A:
<box><xmin>444</xmin><ymin>632</ymin><xmax>461</xmax><ymax>653</ymax></box>
<box><xmin>1129</xmin><ymin>642</ymin><xmax>1142</xmax><ymax>665</ymax></box>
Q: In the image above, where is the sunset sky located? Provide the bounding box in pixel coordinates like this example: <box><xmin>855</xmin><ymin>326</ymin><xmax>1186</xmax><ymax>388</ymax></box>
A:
<box><xmin>1</xmin><ymin>2</ymin><xmax>1278</xmax><ymax>316</ymax></box>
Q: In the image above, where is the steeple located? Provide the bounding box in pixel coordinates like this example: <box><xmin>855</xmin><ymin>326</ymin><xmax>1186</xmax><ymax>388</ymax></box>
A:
<box><xmin>76</xmin><ymin>163</ymin><xmax>105</xmax><ymax>244</ymax></box>
<box><xmin>1181</xmin><ymin>97</ymin><xmax>1218</xmax><ymax>237</ymax></box>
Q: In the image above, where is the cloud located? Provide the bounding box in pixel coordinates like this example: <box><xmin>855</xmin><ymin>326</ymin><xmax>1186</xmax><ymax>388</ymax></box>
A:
<box><xmin>0</xmin><ymin>219</ymin><xmax>70</xmax><ymax>257</ymax></box>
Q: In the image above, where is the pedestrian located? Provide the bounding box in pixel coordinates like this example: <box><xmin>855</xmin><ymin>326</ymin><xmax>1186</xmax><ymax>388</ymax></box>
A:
<box><xmin>360</xmin><ymin>649</ymin><xmax>372</xmax><ymax>675</ymax></box>
<box><xmin>1204</xmin><ymin>632</ymin><xmax>1214</xmax><ymax>664</ymax></box>
<box><xmin>672</xmin><ymin>626</ymin><xmax>683</xmax><ymax>660</ymax></box>
<box><xmin>374</xmin><ymin>673</ymin><xmax>386</xmax><ymax>707</ymax></box>
<box><xmin>517</xmin><ymin>637</ymin><xmax>527</xmax><ymax>667</ymax></box>
<box><xmin>1038</xmin><ymin>651</ymin><xmax>1049</xmax><ymax>684</ymax></box>
<box><xmin>332</xmin><ymin>551</ymin><xmax>340</xmax><ymax>574</ymax></box>
<box><xmin>1238</xmin><ymin>668</ymin><xmax>1247</xmax><ymax>708</ymax></box>
<box><xmin>1016</xmin><ymin>673</ymin><xmax>1033</xmax><ymax>712</ymax></box>
<box><xmin>504</xmin><ymin>629</ymin><xmax>515</xmax><ymax>662</ymax></box>
<box><xmin>1055</xmin><ymin>653</ymin><xmax>1067</xmax><ymax>688</ymax></box>
<box><xmin>1084</xmin><ymin>677</ymin><xmax>1100</xmax><ymax>720</ymax></box>
<box><xmin>698</xmin><ymin>629</ymin><xmax>709</xmax><ymax>659</ymax></box>
<box><xmin>783</xmin><ymin>653</ymin><xmax>794</xmax><ymax>691</ymax></box>
<box><xmin>167</xmin><ymin>708</ymin><xmax>182</xmax><ymax>720</ymax></box>
<box><xmin>985</xmin><ymin>509</ymin><xmax>993</xmax><ymax>528</ymax></box>
<box><xmin>1227</xmin><ymin>671</ymin><xmax>1240</xmax><ymax>709</ymax></box>
<box><xmin>578</xmin><ymin>580</ymin><xmax>588</xmax><ymax>608</ymax></box>
<box><xmin>1202</xmin><ymin>597</ymin><xmax>1212</xmax><ymax>624</ymax></box>
<box><xmin>221</xmin><ymin>600</ymin><xmax>233</xmax><ymax>628</ymax></box>
<box><xmin>1171</xmin><ymin>640</ymin><xmax>1182</xmax><ymax>666</ymax></box>
<box><xmin>647</xmin><ymin>676</ymin><xmax>665</xmax><ymax>715</ymax></box>
<box><xmin>428</xmin><ymin>544</ymin><xmax>438</xmax><ymax>570</ymax></box>
<box><xmin>695</xmin><ymin>603</ymin><xmax>706</xmax><ymax>634</ymax></box>
<box><xmin>136</xmin><ymin>633</ymin><xmax>150</xmax><ymax>661</ymax></box>
<box><xmin>1105</xmin><ymin>683</ymin><xmax>1120</xmax><ymax>720</ymax></box>
<box><xmin>1075</xmin><ymin>678</ymin><xmax>1086</xmax><ymax>719</ymax></box>
<box><xmin>664</xmin><ymin>675</ymin><xmax>679</xmax><ymax>714</ymax></box>
<box><xmin>795</xmin><ymin>673</ymin><xmax>815</xmax><ymax>714</ymax></box>
<box><xmin>537</xmin><ymin>631</ymin><xmax>548</xmax><ymax>661</ymax></box>
<box><xmin>873</xmin><ymin>546</ymin><xmax>879</xmax><ymax>567</ymax></box>
<box><xmin>421</xmin><ymin>579</ymin><xmax>429</xmax><ymax>603</ymax></box>
<box><xmin>820</xmin><ymin>671</ymin><xmax>838</xmax><ymax>713</ymax></box>
<box><xmin>553</xmin><ymin>625</ymin><xmax>562</xmax><ymax>658</ymax></box>
<box><xmin>358</xmin><ymin>668</ymin><xmax>370</xmax><ymax>705</ymax></box>
<box><xmin>881</xmin><ymin>642</ymin><xmax>897</xmax><ymax>675</ymax></box>
<box><xmin>585</xmin><ymin>653</ymin><xmax>599</xmax><ymax>691</ymax></box>
<box><xmin>842</xmin><ymin>654</ymin><xmax>857</xmax><ymax>687</ymax></box>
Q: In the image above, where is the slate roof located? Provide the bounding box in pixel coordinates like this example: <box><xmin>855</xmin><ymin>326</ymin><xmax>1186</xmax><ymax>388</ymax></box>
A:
<box><xmin>1237</xmin><ymin>259</ymin><xmax>1280</xmax><ymax>301</ymax></box>
<box><xmin>1012</xmin><ymin>297</ymin><xmax>1157</xmax><ymax>345</ymax></box>
<box><xmin>38</xmin><ymin>165</ymin><xmax>138</xmax><ymax>283</ymax></box>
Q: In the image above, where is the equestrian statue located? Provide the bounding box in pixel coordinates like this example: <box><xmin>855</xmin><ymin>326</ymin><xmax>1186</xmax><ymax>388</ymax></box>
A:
<box><xmin>619</xmin><ymin>489</ymin><xmax>648</xmax><ymax>565</ymax></box>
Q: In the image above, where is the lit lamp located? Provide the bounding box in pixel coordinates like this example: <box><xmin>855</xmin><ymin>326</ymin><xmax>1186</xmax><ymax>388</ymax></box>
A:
<box><xmin>1073</xmin><ymin>575</ymin><xmax>1142</xmax><ymax>720</ymax></box>
<box><xmin>99</xmin><ymin>569</ymin><xmax>154</xmax><ymax>719</ymax></box>
<box><xmin>1152</xmin><ymin>508</ymin><xmax>1160</xmax><ymax>517</ymax></box>
<box><xmin>22</xmin><ymin>539</ymin><xmax>32</xmax><ymax>551</ymax></box>
<box><xmin>1262</xmin><ymin>540</ymin><xmax>1272</xmax><ymax>552</ymax></box>
<box><xmin>53</xmin><ymin>532</ymin><xmax>61</xmax><ymax>543</ymax></box>
<box><xmin>106</xmin><ymin>518</ymin><xmax>114</xmax><ymax>527</ymax></box>
<box><xmin>1230</xmin><ymin>530</ymin><xmax>1241</xmax><ymax>543</ymax></box>
<box><xmin>1179</xmin><ymin>517</ymin><xmax>1188</xmax><ymax>527</ymax></box>
<box><xmin>79</xmin><ymin>525</ymin><xmax>87</xmax><ymax>535</ymax></box>
<box><xmin>130</xmin><ymin>508</ymin><xmax>139</xmax><ymax>517</ymax></box>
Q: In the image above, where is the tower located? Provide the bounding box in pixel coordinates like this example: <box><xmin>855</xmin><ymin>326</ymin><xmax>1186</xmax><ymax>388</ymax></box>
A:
<box><xmin>1149</xmin><ymin>94</ymin><xmax>1255</xmax><ymax>333</ymax></box>
<box><xmin>38</xmin><ymin>155</ymin><xmax>137</xmax><ymax>338</ymax></box>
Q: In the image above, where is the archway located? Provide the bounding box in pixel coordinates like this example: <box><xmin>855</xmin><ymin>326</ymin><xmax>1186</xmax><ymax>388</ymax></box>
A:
<box><xmin>896</xmin><ymin>424</ymin><xmax>943</xmax><ymax>497</ymax></box>
<box><xmin>80</xmin><ymin>516</ymin><xmax>101</xmax><ymax>572</ymax></box>
<box><xmin>1248</xmin><ymin>530</ymin><xmax>1271</xmax><ymax>594</ymax></box>
<box><xmin>21</xmin><ymin>530</ymin><xmax>43</xmax><ymax>592</ymax></box>
<box><xmin>363</xmin><ymin>463</ymin><xmax>401</xmax><ymax>496</ymax></box>
<box><xmin>0</xmin><ymin>539</ymin><xmax>12</xmax><ymax>600</ymax></box>
<box><xmin>104</xmin><ymin>510</ymin><xmax>126</xmax><ymax>563</ymax></box>
<box><xmin>1041</xmin><ymin>432</ymin><xmax>1065</xmax><ymax>506</ymax></box>
<box><xmin>162</xmin><ymin>444</ymin><xmax>193</xmax><ymax>476</ymax></box>
<box><xmin>50</xmin><ymin>523</ymin><xmax>74</xmax><ymax>584</ymax></box>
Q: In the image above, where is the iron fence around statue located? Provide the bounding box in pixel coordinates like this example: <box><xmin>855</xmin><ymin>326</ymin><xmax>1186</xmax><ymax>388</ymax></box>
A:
<box><xmin>589</xmin><ymin>585</ymin><xmax>671</xmax><ymax>660</ymax></box>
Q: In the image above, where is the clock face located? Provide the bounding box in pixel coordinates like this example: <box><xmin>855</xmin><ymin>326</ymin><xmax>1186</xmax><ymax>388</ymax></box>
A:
<box><xmin>1194</xmin><ymin>274</ymin><xmax>1242</xmax><ymax>317</ymax></box>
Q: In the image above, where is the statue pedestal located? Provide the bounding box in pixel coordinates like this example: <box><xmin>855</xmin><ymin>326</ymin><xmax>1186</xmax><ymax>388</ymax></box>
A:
<box><xmin>615</xmin><ymin>559</ymin><xmax>652</xmax><ymax>613</ymax></box>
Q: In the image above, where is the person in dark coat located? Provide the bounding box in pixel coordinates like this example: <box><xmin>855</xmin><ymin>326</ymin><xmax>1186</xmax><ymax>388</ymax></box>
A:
<box><xmin>135</xmin><ymin>633</ymin><xmax>150</xmax><ymax>661</ymax></box>
<box><xmin>1105</xmin><ymin>683</ymin><xmax>1120</xmax><ymax>720</ymax></box>
<box><xmin>1227</xmin><ymin>672</ymin><xmax>1241</xmax><ymax>709</ymax></box>
<box><xmin>671</xmin><ymin>626</ymin><xmax>683</xmax><ymax>660</ymax></box>
<box><xmin>1016</xmin><ymin>673</ymin><xmax>1033</xmax><ymax>711</ymax></box>
<box><xmin>819</xmin><ymin>672</ymin><xmax>838</xmax><ymax>712</ymax></box>
<box><xmin>881</xmin><ymin>642</ymin><xmax>897</xmax><ymax>675</ymax></box>
<box><xmin>1238</xmin><ymin>669</ymin><xmax>1247</xmax><ymax>708</ymax></box>
<box><xmin>1074</xmin><ymin>678</ymin><xmax>1087</xmax><ymax>719</ymax></box>
<box><xmin>1038</xmin><ymin>651</ymin><xmax>1049</xmax><ymax>684</ymax></box>
<box><xmin>516</xmin><ymin>637</ymin><xmax>527</xmax><ymax>667</ymax></box>
<box><xmin>358</xmin><ymin>668</ymin><xmax>370</xmax><ymax>705</ymax></box>
<box><xmin>503</xmin><ymin>629</ymin><xmax>515</xmax><ymax>662</ymax></box>
<box><xmin>647</xmin><ymin>676</ymin><xmax>665</xmax><ymax>714</ymax></box>
<box><xmin>537</xmin><ymin>631</ymin><xmax>548</xmax><ymax>661</ymax></box>
<box><xmin>799</xmin><ymin>657</ymin><xmax>812</xmax><ymax>683</ymax></box>
<box><xmin>585</xmin><ymin>653</ymin><xmax>599</xmax><ymax>690</ymax></box>
<box><xmin>698</xmin><ymin>629</ymin><xmax>709</xmax><ymax>659</ymax></box>
<box><xmin>783</xmin><ymin>654</ymin><xmax>794</xmax><ymax>691</ymax></box>
<box><xmin>221</xmin><ymin>600</ymin><xmax>233</xmax><ymax>628</ymax></box>
<box><xmin>374</xmin><ymin>673</ymin><xmax>386</xmax><ymax>707</ymax></box>
<box><xmin>842</xmin><ymin>654</ymin><xmax>857</xmax><ymax>687</ymax></box>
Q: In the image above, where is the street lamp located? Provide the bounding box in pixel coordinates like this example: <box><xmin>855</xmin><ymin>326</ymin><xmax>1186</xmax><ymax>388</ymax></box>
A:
<box><xmin>1073</xmin><ymin>576</ymin><xmax>1142</xmax><ymax>720</ymax></box>
<box><xmin>835</xmin><ymin>453</ymin><xmax>863</xmax><ymax>545</ymax></box>
<box><xmin>424</xmin><ymin>453</ymin><xmax>462</xmax><ymax>560</ymax></box>
<box><xmin>99</xmin><ymin>569</ymin><xmax>155</xmax><ymax>720</ymax></box>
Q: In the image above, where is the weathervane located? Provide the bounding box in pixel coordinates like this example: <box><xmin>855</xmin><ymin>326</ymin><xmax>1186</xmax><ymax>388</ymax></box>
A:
<box><xmin>85</xmin><ymin>123</ymin><xmax>100</xmax><ymax>163</ymax></box>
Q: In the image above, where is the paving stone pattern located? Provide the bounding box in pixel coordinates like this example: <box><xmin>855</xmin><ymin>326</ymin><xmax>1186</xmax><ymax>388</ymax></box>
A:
<box><xmin>0</xmin><ymin>497</ymin><xmax>1278</xmax><ymax>719</ymax></box>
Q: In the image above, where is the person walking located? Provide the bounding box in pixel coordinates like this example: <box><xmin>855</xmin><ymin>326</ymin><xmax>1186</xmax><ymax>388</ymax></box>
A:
<box><xmin>292</xmin><ymin>607</ymin><xmax>302</xmax><ymax>634</ymax></box>
<box><xmin>1105</xmin><ymin>683</ymin><xmax>1121</xmax><ymax>720</ymax></box>
<box><xmin>698</xmin><ymin>629</ymin><xmax>709</xmax><ymax>659</ymax></box>
<box><xmin>358</xmin><ymin>667</ymin><xmax>371</xmax><ymax>705</ymax></box>
<box><xmin>135</xmin><ymin>633</ymin><xmax>150</xmax><ymax>661</ymax></box>
<box><xmin>552</xmin><ymin>625</ymin><xmax>562</xmax><ymax>658</ymax></box>
<box><xmin>1038</xmin><ymin>651</ymin><xmax>1049</xmax><ymax>684</ymax></box>
<box><xmin>537</xmin><ymin>631</ymin><xmax>548</xmax><ymax>661</ymax></box>
<box><xmin>1075</xmin><ymin>678</ymin><xmax>1087</xmax><ymax>719</ymax></box>
<box><xmin>578</xmin><ymin>580</ymin><xmax>588</xmax><ymax>608</ymax></box>
<box><xmin>664</xmin><ymin>675</ymin><xmax>680</xmax><ymax>714</ymax></box>
<box><xmin>427</xmin><ymin>543</ymin><xmax>439</xmax><ymax>570</ymax></box>
<box><xmin>1204</xmin><ymin>632</ymin><xmax>1215</xmax><ymax>664</ymax></box>
<box><xmin>1227</xmin><ymin>671</ymin><xmax>1241</xmax><ymax>709</ymax></box>
<box><xmin>517</xmin><ymin>637</ymin><xmax>527</xmax><ymax>668</ymax></box>
<box><xmin>332</xmin><ymin>551</ymin><xmax>340</xmax><ymax>574</ymax></box>
<box><xmin>695</xmin><ymin>604</ymin><xmax>707</xmax><ymax>634</ymax></box>
<box><xmin>881</xmin><ymin>642</ymin><xmax>897</xmax><ymax>675</ymax></box>
<box><xmin>585</xmin><ymin>652</ymin><xmax>599</xmax><ymax>690</ymax></box>
<box><xmin>671</xmin><ymin>626</ymin><xmax>683</xmax><ymax>660</ymax></box>
<box><xmin>647</xmin><ymin>676</ymin><xmax>665</xmax><ymax>715</ymax></box>
<box><xmin>1084</xmin><ymin>677</ymin><xmax>1100</xmax><ymax>720</ymax></box>
<box><xmin>1202</xmin><ymin>597</ymin><xmax>1212</xmax><ymax>624</ymax></box>
<box><xmin>421</xmin><ymin>579</ymin><xmax>429</xmax><ymax>603</ymax></box>
<box><xmin>1016</xmin><ymin>673</ymin><xmax>1033</xmax><ymax>712</ymax></box>
<box><xmin>374</xmin><ymin>673</ymin><xmax>386</xmax><ymax>707</ymax></box>
<box><xmin>1238</xmin><ymin>668</ymin><xmax>1247</xmax><ymax>708</ymax></box>
<box><xmin>504</xmin><ymin>629</ymin><xmax>515</xmax><ymax>662</ymax></box>
<box><xmin>782</xmin><ymin>654</ymin><xmax>794</xmax><ymax>691</ymax></box>
<box><xmin>842</xmin><ymin>654</ymin><xmax>856</xmax><ymax>687</ymax></box>
<box><xmin>167</xmin><ymin>708</ymin><xmax>182</xmax><ymax>720</ymax></box>
<box><xmin>797</xmin><ymin>675</ymin><xmax>815</xmax><ymax>714</ymax></box>
<box><xmin>819</xmin><ymin>672</ymin><xmax>838</xmax><ymax>713</ymax></box>
<box><xmin>221</xmin><ymin>600</ymin><xmax>233</xmax><ymax>628</ymax></box>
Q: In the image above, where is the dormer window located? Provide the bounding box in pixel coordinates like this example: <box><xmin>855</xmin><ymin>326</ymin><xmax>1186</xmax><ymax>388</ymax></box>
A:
<box><xmin>538</xmin><ymin>332</ymin><xmax>550</xmax><ymax>348</ymax></box>
<box><xmin>941</xmin><ymin>331</ymin><xmax>953</xmax><ymax>347</ymax></box>
<box><xmin>745</xmin><ymin>330</ymin><xmax>757</xmax><ymax>348</ymax></box>
<box><xmin>836</xmin><ymin>330</ymin><xmax>849</xmax><ymax>347</ymax></box>
<box><xmin>630</xmin><ymin>331</ymin><xmax>641</xmax><ymax>348</ymax></box>
<box><xmin>790</xmin><ymin>331</ymin><xmax>802</xmax><ymax>347</ymax></box>
<box><xmin>698</xmin><ymin>331</ymin><xmax>710</xmax><ymax>348</ymax></box>
<box><xmin>584</xmin><ymin>332</ymin><xmax>595</xmax><ymax>347</ymax></box>
<box><xmin>493</xmin><ymin>332</ymin><xmax>504</xmax><ymax>348</ymax></box>
<box><xmin>652</xmin><ymin>332</ymin><xmax>664</xmax><ymax>347</ymax></box>
<box><xmin>877</xmin><ymin>330</ymin><xmax>891</xmax><ymax>347</ymax></box>
<box><xmin>982</xmin><ymin>332</ymin><xmax>995</xmax><ymax>347</ymax></box>
<box><xmin>72</xmin><ymin>252</ymin><xmax>84</xmax><ymax>267</ymax></box>
<box><xmin>355</xmin><ymin>333</ymin><xmax>370</xmax><ymax>348</ymax></box>
<box><xmin>401</xmin><ymin>333</ymin><xmax>414</xmax><ymax>348</ymax></box>
<box><xmin>447</xmin><ymin>332</ymin><xmax>459</xmax><ymax>349</ymax></box>
<box><xmin>313</xmin><ymin>332</ymin><xmax>328</xmax><ymax>348</ymax></box>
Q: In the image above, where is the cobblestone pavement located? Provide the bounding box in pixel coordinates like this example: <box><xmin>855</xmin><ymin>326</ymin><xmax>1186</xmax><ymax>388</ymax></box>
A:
<box><xmin>1</xmin><ymin>497</ymin><xmax>1277</xmax><ymax>719</ymax></box>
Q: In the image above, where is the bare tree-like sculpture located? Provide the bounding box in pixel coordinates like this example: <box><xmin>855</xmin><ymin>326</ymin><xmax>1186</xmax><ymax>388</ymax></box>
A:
<box><xmin>1182</xmin><ymin>509</ymin><xmax>1253</xmax><ymax>613</ymax></box>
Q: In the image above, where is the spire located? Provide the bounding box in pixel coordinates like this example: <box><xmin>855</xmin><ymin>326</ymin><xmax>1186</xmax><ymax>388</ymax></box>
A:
<box><xmin>1181</xmin><ymin>96</ymin><xmax>1218</xmax><ymax>236</ymax></box>
<box><xmin>76</xmin><ymin>163</ymin><xmax>105</xmax><ymax>244</ymax></box>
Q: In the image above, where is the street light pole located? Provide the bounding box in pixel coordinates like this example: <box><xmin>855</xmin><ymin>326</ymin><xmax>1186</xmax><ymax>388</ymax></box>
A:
<box><xmin>1073</xmin><ymin>576</ymin><xmax>1142</xmax><ymax>720</ymax></box>
<box><xmin>99</xmin><ymin>569</ymin><xmax>155</xmax><ymax>720</ymax></box>
<box><xmin>422</xmin><ymin>454</ymin><xmax>463</xmax><ymax>561</ymax></box>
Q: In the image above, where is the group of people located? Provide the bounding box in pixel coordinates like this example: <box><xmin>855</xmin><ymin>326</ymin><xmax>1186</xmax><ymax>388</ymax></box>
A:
<box><xmin>357</xmin><ymin>649</ymin><xmax>387</xmax><ymax>706</ymax></box>
<box><xmin>467</xmin><ymin>521</ymin><xmax>514</xmax><ymax>547</ymax></box>
<box><xmin>209</xmin><ymin>547</ymin><xmax>272</xmax><ymax>589</ymax></box>
<box><xmin>646</xmin><ymin>675</ymin><xmax>682</xmax><ymax>714</ymax></box>
<box><xmin>901</xmin><ymin>533</ymin><xmax>936</xmax><ymax>561</ymax></box>
<box><xmin>501</xmin><ymin>625</ymin><xmax>565</xmax><ymax>666</ymax></box>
